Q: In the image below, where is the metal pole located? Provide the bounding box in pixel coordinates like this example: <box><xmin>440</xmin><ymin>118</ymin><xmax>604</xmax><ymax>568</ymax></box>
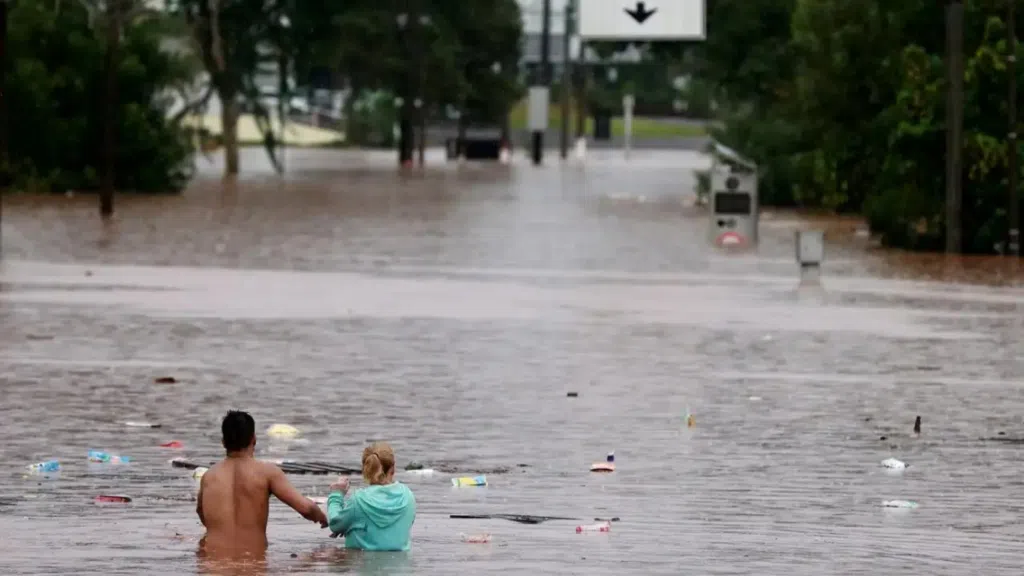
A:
<box><xmin>559</xmin><ymin>0</ymin><xmax>572</xmax><ymax>159</ymax></box>
<box><xmin>946</xmin><ymin>0</ymin><xmax>964</xmax><ymax>254</ymax></box>
<box><xmin>531</xmin><ymin>0</ymin><xmax>551</xmax><ymax>166</ymax></box>
<box><xmin>0</xmin><ymin>0</ymin><xmax>7</xmax><ymax>254</ymax></box>
<box><xmin>623</xmin><ymin>94</ymin><xmax>633</xmax><ymax>159</ymax></box>
<box><xmin>576</xmin><ymin>41</ymin><xmax>586</xmax><ymax>139</ymax></box>
<box><xmin>1009</xmin><ymin>0</ymin><xmax>1019</xmax><ymax>257</ymax></box>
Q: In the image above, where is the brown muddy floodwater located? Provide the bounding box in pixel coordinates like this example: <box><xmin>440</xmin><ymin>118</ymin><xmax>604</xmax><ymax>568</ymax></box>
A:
<box><xmin>1</xmin><ymin>148</ymin><xmax>1023</xmax><ymax>575</ymax></box>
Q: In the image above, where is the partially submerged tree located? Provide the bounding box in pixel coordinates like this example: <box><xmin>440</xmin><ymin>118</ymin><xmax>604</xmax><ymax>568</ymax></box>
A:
<box><xmin>4</xmin><ymin>0</ymin><xmax>192</xmax><ymax>195</ymax></box>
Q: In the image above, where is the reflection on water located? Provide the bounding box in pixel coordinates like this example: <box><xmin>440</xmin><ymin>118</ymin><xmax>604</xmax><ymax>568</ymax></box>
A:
<box><xmin>1</xmin><ymin>149</ymin><xmax>1023</xmax><ymax>575</ymax></box>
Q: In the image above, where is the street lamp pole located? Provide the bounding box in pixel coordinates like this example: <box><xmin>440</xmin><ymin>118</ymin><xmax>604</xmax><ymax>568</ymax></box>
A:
<box><xmin>945</xmin><ymin>0</ymin><xmax>964</xmax><ymax>254</ymax></box>
<box><xmin>559</xmin><ymin>0</ymin><xmax>573</xmax><ymax>159</ymax></box>
<box><xmin>531</xmin><ymin>0</ymin><xmax>552</xmax><ymax>165</ymax></box>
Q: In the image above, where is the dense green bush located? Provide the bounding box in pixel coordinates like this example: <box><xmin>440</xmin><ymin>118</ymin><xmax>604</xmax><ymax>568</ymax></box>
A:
<box><xmin>4</xmin><ymin>0</ymin><xmax>194</xmax><ymax>193</ymax></box>
<box><xmin>692</xmin><ymin>0</ymin><xmax>1024</xmax><ymax>253</ymax></box>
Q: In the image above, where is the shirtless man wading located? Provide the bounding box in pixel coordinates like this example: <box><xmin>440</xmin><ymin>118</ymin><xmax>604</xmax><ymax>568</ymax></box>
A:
<box><xmin>197</xmin><ymin>410</ymin><xmax>327</xmax><ymax>557</ymax></box>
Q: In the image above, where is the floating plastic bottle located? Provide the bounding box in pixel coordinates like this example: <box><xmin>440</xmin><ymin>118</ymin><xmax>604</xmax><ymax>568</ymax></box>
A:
<box><xmin>27</xmin><ymin>460</ymin><xmax>61</xmax><ymax>474</ymax></box>
<box><xmin>88</xmin><ymin>450</ymin><xmax>131</xmax><ymax>464</ymax></box>
<box><xmin>460</xmin><ymin>533</ymin><xmax>492</xmax><ymax>543</ymax></box>
<box><xmin>124</xmin><ymin>421</ymin><xmax>161</xmax><ymax>428</ymax></box>
<box><xmin>576</xmin><ymin>521</ymin><xmax>611</xmax><ymax>533</ymax></box>
<box><xmin>192</xmin><ymin>467</ymin><xmax>209</xmax><ymax>481</ymax></box>
<box><xmin>451</xmin><ymin>475</ymin><xmax>487</xmax><ymax>487</ymax></box>
<box><xmin>404</xmin><ymin>468</ymin><xmax>436</xmax><ymax>476</ymax></box>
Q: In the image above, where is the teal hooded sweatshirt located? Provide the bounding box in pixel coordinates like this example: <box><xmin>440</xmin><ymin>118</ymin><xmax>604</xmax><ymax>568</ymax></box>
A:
<box><xmin>327</xmin><ymin>482</ymin><xmax>416</xmax><ymax>551</ymax></box>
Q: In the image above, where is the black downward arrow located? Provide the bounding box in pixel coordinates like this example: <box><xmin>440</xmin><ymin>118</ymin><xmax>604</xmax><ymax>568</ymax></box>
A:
<box><xmin>624</xmin><ymin>1</ymin><xmax>657</xmax><ymax>24</ymax></box>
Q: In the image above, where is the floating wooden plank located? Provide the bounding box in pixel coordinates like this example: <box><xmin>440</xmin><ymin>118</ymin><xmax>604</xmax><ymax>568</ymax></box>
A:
<box><xmin>169</xmin><ymin>458</ymin><xmax>360</xmax><ymax>475</ymax></box>
<box><xmin>449</xmin><ymin>514</ymin><xmax>581</xmax><ymax>524</ymax></box>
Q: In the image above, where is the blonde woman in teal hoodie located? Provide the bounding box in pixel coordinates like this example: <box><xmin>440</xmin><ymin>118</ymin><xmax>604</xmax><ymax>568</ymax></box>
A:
<box><xmin>327</xmin><ymin>442</ymin><xmax>416</xmax><ymax>551</ymax></box>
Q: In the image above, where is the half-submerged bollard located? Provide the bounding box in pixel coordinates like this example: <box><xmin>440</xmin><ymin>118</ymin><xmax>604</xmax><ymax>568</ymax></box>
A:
<box><xmin>796</xmin><ymin>229</ymin><xmax>824</xmax><ymax>283</ymax></box>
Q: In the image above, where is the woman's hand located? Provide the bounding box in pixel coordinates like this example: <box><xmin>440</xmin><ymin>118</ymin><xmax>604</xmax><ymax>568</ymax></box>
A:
<box><xmin>329</xmin><ymin>476</ymin><xmax>349</xmax><ymax>494</ymax></box>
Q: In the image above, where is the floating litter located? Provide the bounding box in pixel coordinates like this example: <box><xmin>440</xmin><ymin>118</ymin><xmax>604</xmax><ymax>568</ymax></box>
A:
<box><xmin>88</xmin><ymin>450</ymin><xmax>130</xmax><ymax>464</ymax></box>
<box><xmin>590</xmin><ymin>452</ymin><xmax>615</xmax><ymax>472</ymax></box>
<box><xmin>124</xmin><ymin>421</ymin><xmax>161</xmax><ymax>428</ymax></box>
<box><xmin>460</xmin><ymin>533</ymin><xmax>491</xmax><ymax>543</ymax></box>
<box><xmin>576</xmin><ymin>521</ymin><xmax>611</xmax><ymax>533</ymax></box>
<box><xmin>95</xmin><ymin>494</ymin><xmax>131</xmax><ymax>503</ymax></box>
<box><xmin>192</xmin><ymin>467</ymin><xmax>209</xmax><ymax>480</ymax></box>
<box><xmin>160</xmin><ymin>441</ymin><xmax>184</xmax><ymax>449</ymax></box>
<box><xmin>403</xmin><ymin>468</ymin><xmax>436</xmax><ymax>476</ymax></box>
<box><xmin>451</xmin><ymin>475</ymin><xmax>487</xmax><ymax>487</ymax></box>
<box><xmin>881</xmin><ymin>458</ymin><xmax>906</xmax><ymax>470</ymax></box>
<box><xmin>267</xmin><ymin>424</ymin><xmax>300</xmax><ymax>439</ymax></box>
<box><xmin>882</xmin><ymin>500</ymin><xmax>918</xmax><ymax>509</ymax></box>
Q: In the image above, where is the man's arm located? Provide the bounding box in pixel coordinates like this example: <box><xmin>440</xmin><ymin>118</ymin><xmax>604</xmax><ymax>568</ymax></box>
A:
<box><xmin>196</xmin><ymin>474</ymin><xmax>206</xmax><ymax>527</ymax></box>
<box><xmin>267</xmin><ymin>464</ymin><xmax>327</xmax><ymax>527</ymax></box>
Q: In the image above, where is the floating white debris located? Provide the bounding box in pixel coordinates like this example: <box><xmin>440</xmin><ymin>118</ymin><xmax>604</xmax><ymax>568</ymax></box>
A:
<box><xmin>124</xmin><ymin>421</ymin><xmax>161</xmax><ymax>428</ymax></box>
<box><xmin>403</xmin><ymin>468</ymin><xmax>436</xmax><ymax>476</ymax></box>
<box><xmin>881</xmin><ymin>458</ymin><xmax>907</xmax><ymax>470</ymax></box>
<box><xmin>267</xmin><ymin>424</ymin><xmax>300</xmax><ymax>439</ymax></box>
<box><xmin>192</xmin><ymin>467</ymin><xmax>208</xmax><ymax>481</ymax></box>
<box><xmin>882</xmin><ymin>500</ymin><xmax>918</xmax><ymax>509</ymax></box>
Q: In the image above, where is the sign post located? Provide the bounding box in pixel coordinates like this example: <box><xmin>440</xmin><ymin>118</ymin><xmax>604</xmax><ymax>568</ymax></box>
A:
<box><xmin>622</xmin><ymin>94</ymin><xmax>634</xmax><ymax>159</ymax></box>
<box><xmin>578</xmin><ymin>0</ymin><xmax>705</xmax><ymax>163</ymax></box>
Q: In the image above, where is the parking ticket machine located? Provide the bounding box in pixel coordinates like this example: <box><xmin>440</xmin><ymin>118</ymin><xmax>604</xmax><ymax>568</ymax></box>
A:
<box><xmin>708</xmin><ymin>144</ymin><xmax>758</xmax><ymax>248</ymax></box>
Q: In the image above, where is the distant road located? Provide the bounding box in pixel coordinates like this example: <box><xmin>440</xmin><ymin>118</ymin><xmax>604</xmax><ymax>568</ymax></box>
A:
<box><xmin>424</xmin><ymin>127</ymin><xmax>709</xmax><ymax>151</ymax></box>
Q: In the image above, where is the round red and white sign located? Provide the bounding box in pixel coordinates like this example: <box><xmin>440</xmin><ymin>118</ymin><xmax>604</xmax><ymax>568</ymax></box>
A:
<box><xmin>716</xmin><ymin>231</ymin><xmax>746</xmax><ymax>247</ymax></box>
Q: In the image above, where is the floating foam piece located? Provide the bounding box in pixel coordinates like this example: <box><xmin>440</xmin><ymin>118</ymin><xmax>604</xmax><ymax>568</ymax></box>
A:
<box><xmin>267</xmin><ymin>424</ymin><xmax>300</xmax><ymax>439</ymax></box>
<box><xmin>881</xmin><ymin>458</ymin><xmax>906</xmax><ymax>470</ymax></box>
<box><xmin>882</xmin><ymin>500</ymin><xmax>918</xmax><ymax>509</ymax></box>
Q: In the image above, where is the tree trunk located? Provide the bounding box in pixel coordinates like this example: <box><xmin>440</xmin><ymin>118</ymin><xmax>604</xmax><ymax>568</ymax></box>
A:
<box><xmin>100</xmin><ymin>2</ymin><xmax>122</xmax><ymax>219</ymax></box>
<box><xmin>221</xmin><ymin>92</ymin><xmax>239</xmax><ymax>175</ymax></box>
<box><xmin>575</xmin><ymin>61</ymin><xmax>587</xmax><ymax>139</ymax></box>
<box><xmin>343</xmin><ymin>79</ymin><xmax>359</xmax><ymax>145</ymax></box>
<box><xmin>500</xmin><ymin>110</ymin><xmax>510</xmax><ymax>150</ymax></box>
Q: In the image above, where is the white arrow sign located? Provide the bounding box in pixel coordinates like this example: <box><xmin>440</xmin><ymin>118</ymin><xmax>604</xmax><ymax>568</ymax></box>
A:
<box><xmin>578</xmin><ymin>0</ymin><xmax>705</xmax><ymax>40</ymax></box>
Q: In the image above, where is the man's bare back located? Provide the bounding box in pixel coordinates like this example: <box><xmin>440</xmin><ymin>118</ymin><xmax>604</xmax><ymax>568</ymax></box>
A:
<box><xmin>197</xmin><ymin>411</ymin><xmax>326</xmax><ymax>558</ymax></box>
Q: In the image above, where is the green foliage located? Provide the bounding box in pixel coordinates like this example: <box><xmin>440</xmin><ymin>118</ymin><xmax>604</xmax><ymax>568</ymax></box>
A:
<box><xmin>4</xmin><ymin>0</ymin><xmax>193</xmax><ymax>193</ymax></box>
<box><xmin>693</xmin><ymin>0</ymin><xmax>1024</xmax><ymax>253</ymax></box>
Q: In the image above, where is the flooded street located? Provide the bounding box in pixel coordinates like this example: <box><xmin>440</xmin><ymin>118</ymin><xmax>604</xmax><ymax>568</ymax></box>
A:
<box><xmin>1</xmin><ymin>148</ymin><xmax>1023</xmax><ymax>575</ymax></box>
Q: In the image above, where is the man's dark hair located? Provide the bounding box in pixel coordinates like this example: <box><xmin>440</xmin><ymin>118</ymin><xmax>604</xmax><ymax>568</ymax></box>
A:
<box><xmin>222</xmin><ymin>410</ymin><xmax>255</xmax><ymax>452</ymax></box>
